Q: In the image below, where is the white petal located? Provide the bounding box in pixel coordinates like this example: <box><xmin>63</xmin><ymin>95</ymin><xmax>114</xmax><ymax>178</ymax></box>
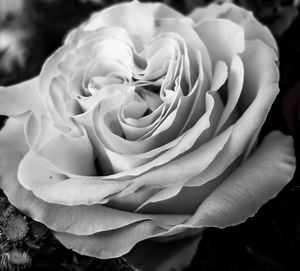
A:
<box><xmin>194</xmin><ymin>18</ymin><xmax>245</xmax><ymax>64</ymax></box>
<box><xmin>214</xmin><ymin>55</ymin><xmax>244</xmax><ymax>135</ymax></box>
<box><xmin>186</xmin><ymin>131</ymin><xmax>295</xmax><ymax>227</ymax></box>
<box><xmin>83</xmin><ymin>1</ymin><xmax>185</xmax><ymax>50</ymax></box>
<box><xmin>190</xmin><ymin>2</ymin><xmax>277</xmax><ymax>53</ymax></box>
<box><xmin>0</xmin><ymin>77</ymin><xmax>45</xmax><ymax>116</ymax></box>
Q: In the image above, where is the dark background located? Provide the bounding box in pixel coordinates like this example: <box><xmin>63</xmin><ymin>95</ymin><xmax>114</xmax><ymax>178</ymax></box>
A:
<box><xmin>0</xmin><ymin>0</ymin><xmax>300</xmax><ymax>270</ymax></box>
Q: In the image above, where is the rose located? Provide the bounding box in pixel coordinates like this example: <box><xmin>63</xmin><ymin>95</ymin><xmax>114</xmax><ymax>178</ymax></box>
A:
<box><xmin>0</xmin><ymin>1</ymin><xmax>296</xmax><ymax>270</ymax></box>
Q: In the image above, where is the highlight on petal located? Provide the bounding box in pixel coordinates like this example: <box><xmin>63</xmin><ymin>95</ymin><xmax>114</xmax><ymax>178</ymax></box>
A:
<box><xmin>186</xmin><ymin>131</ymin><xmax>295</xmax><ymax>228</ymax></box>
<box><xmin>190</xmin><ymin>2</ymin><xmax>277</xmax><ymax>53</ymax></box>
<box><xmin>17</xmin><ymin>125</ymin><xmax>229</xmax><ymax>207</ymax></box>
<box><xmin>0</xmin><ymin>77</ymin><xmax>45</xmax><ymax>116</ymax></box>
<box><xmin>214</xmin><ymin>55</ymin><xmax>244</xmax><ymax>135</ymax></box>
<box><xmin>83</xmin><ymin>1</ymin><xmax>188</xmax><ymax>50</ymax></box>
<box><xmin>0</xmin><ymin>2</ymin><xmax>295</xmax><ymax>270</ymax></box>
<box><xmin>194</xmin><ymin>18</ymin><xmax>245</xmax><ymax>64</ymax></box>
<box><xmin>54</xmin><ymin>221</ymin><xmax>165</xmax><ymax>259</ymax></box>
<box><xmin>39</xmin><ymin>45</ymin><xmax>71</xmax><ymax>98</ymax></box>
<box><xmin>4</xmin><ymin>169</ymin><xmax>188</xmax><ymax>236</ymax></box>
<box><xmin>2</xmin><ymin>164</ymin><xmax>191</xmax><ymax>259</ymax></box>
<box><xmin>0</xmin><ymin>118</ymin><xmax>29</xmax><ymax>175</ymax></box>
<box><xmin>187</xmin><ymin>38</ymin><xmax>279</xmax><ymax>188</ymax></box>
<box><xmin>0</xmin><ymin>117</ymin><xmax>190</xmax><ymax>237</ymax></box>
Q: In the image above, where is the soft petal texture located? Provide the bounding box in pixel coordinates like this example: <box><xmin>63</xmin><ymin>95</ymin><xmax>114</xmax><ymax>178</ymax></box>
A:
<box><xmin>0</xmin><ymin>2</ymin><xmax>296</xmax><ymax>271</ymax></box>
<box><xmin>53</xmin><ymin>131</ymin><xmax>295</xmax><ymax>259</ymax></box>
<box><xmin>21</xmin><ymin>127</ymin><xmax>231</xmax><ymax>207</ymax></box>
<box><xmin>0</xmin><ymin>118</ymin><xmax>190</xmax><ymax>237</ymax></box>
<box><xmin>190</xmin><ymin>2</ymin><xmax>277</xmax><ymax>53</ymax></box>
<box><xmin>186</xmin><ymin>131</ymin><xmax>296</xmax><ymax>227</ymax></box>
<box><xmin>54</xmin><ymin>221</ymin><xmax>166</xmax><ymax>259</ymax></box>
<box><xmin>39</xmin><ymin>46</ymin><xmax>71</xmax><ymax>99</ymax></box>
<box><xmin>0</xmin><ymin>77</ymin><xmax>45</xmax><ymax>116</ymax></box>
<box><xmin>82</xmin><ymin>1</ymin><xmax>189</xmax><ymax>50</ymax></box>
<box><xmin>194</xmin><ymin>18</ymin><xmax>245</xmax><ymax>64</ymax></box>
<box><xmin>187</xmin><ymin>38</ymin><xmax>279</xmax><ymax>187</ymax></box>
<box><xmin>214</xmin><ymin>55</ymin><xmax>244</xmax><ymax>135</ymax></box>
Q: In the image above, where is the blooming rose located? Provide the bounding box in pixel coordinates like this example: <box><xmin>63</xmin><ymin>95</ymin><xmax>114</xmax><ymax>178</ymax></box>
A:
<box><xmin>0</xmin><ymin>1</ymin><xmax>296</xmax><ymax>270</ymax></box>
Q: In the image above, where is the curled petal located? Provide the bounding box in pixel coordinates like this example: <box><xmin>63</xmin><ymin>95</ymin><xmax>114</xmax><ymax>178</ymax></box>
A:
<box><xmin>83</xmin><ymin>1</ymin><xmax>188</xmax><ymax>50</ymax></box>
<box><xmin>0</xmin><ymin>77</ymin><xmax>45</xmax><ymax>116</ymax></box>
<box><xmin>54</xmin><ymin>221</ymin><xmax>165</xmax><ymax>259</ymax></box>
<box><xmin>23</xmin><ymin>114</ymin><xmax>96</xmax><ymax>176</ymax></box>
<box><xmin>194</xmin><ymin>18</ymin><xmax>245</xmax><ymax>64</ymax></box>
<box><xmin>186</xmin><ymin>131</ymin><xmax>295</xmax><ymax>227</ymax></box>
<box><xmin>188</xmin><ymin>39</ymin><xmax>279</xmax><ymax>187</ymax></box>
<box><xmin>15</xmin><ymin>126</ymin><xmax>231</xmax><ymax>206</ymax></box>
<box><xmin>0</xmin><ymin>118</ymin><xmax>28</xmax><ymax>174</ymax></box>
<box><xmin>214</xmin><ymin>55</ymin><xmax>244</xmax><ymax>135</ymax></box>
<box><xmin>190</xmin><ymin>2</ymin><xmax>277</xmax><ymax>53</ymax></box>
<box><xmin>56</xmin><ymin>125</ymin><xmax>296</xmax><ymax>263</ymax></box>
<box><xmin>0</xmin><ymin>118</ymin><xmax>189</xmax><ymax>236</ymax></box>
<box><xmin>39</xmin><ymin>45</ymin><xmax>71</xmax><ymax>98</ymax></box>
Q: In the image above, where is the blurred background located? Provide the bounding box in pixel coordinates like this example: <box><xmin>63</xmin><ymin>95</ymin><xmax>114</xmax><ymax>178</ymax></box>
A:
<box><xmin>0</xmin><ymin>0</ymin><xmax>300</xmax><ymax>270</ymax></box>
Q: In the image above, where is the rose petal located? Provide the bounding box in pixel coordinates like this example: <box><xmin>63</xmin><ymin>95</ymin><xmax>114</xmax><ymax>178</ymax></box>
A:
<box><xmin>0</xmin><ymin>77</ymin><xmax>45</xmax><ymax>116</ymax></box>
<box><xmin>18</xmin><ymin>125</ymin><xmax>231</xmax><ymax>206</ymax></box>
<box><xmin>39</xmin><ymin>46</ymin><xmax>71</xmax><ymax>98</ymax></box>
<box><xmin>190</xmin><ymin>2</ymin><xmax>277</xmax><ymax>53</ymax></box>
<box><xmin>18</xmin><ymin>151</ymin><xmax>66</xmax><ymax>189</ymax></box>
<box><xmin>77</xmin><ymin>64</ymin><xmax>208</xmax><ymax>174</ymax></box>
<box><xmin>36</xmin><ymin>133</ymin><xmax>96</xmax><ymax>176</ymax></box>
<box><xmin>156</xmin><ymin>19</ymin><xmax>212</xmax><ymax>80</ymax></box>
<box><xmin>0</xmin><ymin>118</ymin><xmax>189</xmax><ymax>236</ymax></box>
<box><xmin>39</xmin><ymin>131</ymin><xmax>295</xmax><ymax>261</ymax></box>
<box><xmin>117</xmin><ymin>126</ymin><xmax>232</xmax><ymax>196</ymax></box>
<box><xmin>147</xmin><ymin>131</ymin><xmax>295</xmax><ymax>238</ymax></box>
<box><xmin>83</xmin><ymin>1</ymin><xmax>187</xmax><ymax>50</ymax></box>
<box><xmin>135</xmin><ymin>186</ymin><xmax>183</xmax><ymax>212</ymax></box>
<box><xmin>99</xmin><ymin>79</ymin><xmax>219</xmax><ymax>180</ymax></box>
<box><xmin>0</xmin><ymin>118</ymin><xmax>28</xmax><ymax>174</ymax></box>
<box><xmin>24</xmin><ymin>113</ymin><xmax>63</xmax><ymax>154</ymax></box>
<box><xmin>187</xmin><ymin>39</ymin><xmax>279</xmax><ymax>187</ymax></box>
<box><xmin>194</xmin><ymin>18</ymin><xmax>245</xmax><ymax>64</ymax></box>
<box><xmin>46</xmin><ymin>76</ymin><xmax>82</xmax><ymax>136</ymax></box>
<box><xmin>136</xmin><ymin>178</ymin><xmax>224</xmax><ymax>215</ymax></box>
<box><xmin>214</xmin><ymin>55</ymin><xmax>244</xmax><ymax>135</ymax></box>
<box><xmin>22</xmin><ymin>112</ymin><xmax>96</xmax><ymax>176</ymax></box>
<box><xmin>54</xmin><ymin>221</ymin><xmax>165</xmax><ymax>259</ymax></box>
<box><xmin>5</xmin><ymin>171</ymin><xmax>188</xmax><ymax>235</ymax></box>
<box><xmin>20</xmin><ymin>131</ymin><xmax>96</xmax><ymax>179</ymax></box>
<box><xmin>186</xmin><ymin>131</ymin><xmax>295</xmax><ymax>227</ymax></box>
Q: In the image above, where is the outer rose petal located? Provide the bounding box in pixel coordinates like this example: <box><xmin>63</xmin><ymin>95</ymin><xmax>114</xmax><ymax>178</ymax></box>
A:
<box><xmin>0</xmin><ymin>77</ymin><xmax>45</xmax><ymax>116</ymax></box>
<box><xmin>20</xmin><ymin>126</ymin><xmax>231</xmax><ymax>206</ymax></box>
<box><xmin>81</xmin><ymin>1</ymin><xmax>190</xmax><ymax>50</ymax></box>
<box><xmin>0</xmin><ymin>118</ymin><xmax>190</xmax><ymax>231</ymax></box>
<box><xmin>194</xmin><ymin>18</ymin><xmax>245</xmax><ymax>64</ymax></box>
<box><xmin>187</xmin><ymin>38</ymin><xmax>279</xmax><ymax>188</ymax></box>
<box><xmin>189</xmin><ymin>2</ymin><xmax>277</xmax><ymax>53</ymax></box>
<box><xmin>52</xmin><ymin>132</ymin><xmax>295</xmax><ymax>265</ymax></box>
<box><xmin>186</xmin><ymin>131</ymin><xmax>296</xmax><ymax>227</ymax></box>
